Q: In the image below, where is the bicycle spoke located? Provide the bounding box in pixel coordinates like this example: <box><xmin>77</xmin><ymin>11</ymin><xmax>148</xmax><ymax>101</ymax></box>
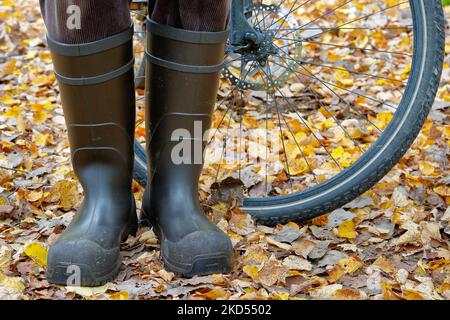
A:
<box><xmin>302</xmin><ymin>1</ymin><xmax>409</xmax><ymax>41</ymax></box>
<box><xmin>207</xmin><ymin>89</ymin><xmax>235</xmax><ymax>146</ymax></box>
<box><xmin>272</xmin><ymin>48</ymin><xmax>399</xmax><ymax>111</ymax></box>
<box><xmin>224</xmin><ymin>56</ymin><xmax>243</xmax><ymax>66</ymax></box>
<box><xmin>275</xmin><ymin>38</ymin><xmax>412</xmax><ymax>57</ymax></box>
<box><xmin>258</xmin><ymin>63</ymin><xmax>343</xmax><ymax>172</ymax></box>
<box><xmin>269</xmin><ymin>57</ymin><xmax>367</xmax><ymax>154</ymax></box>
<box><xmin>267</xmin><ymin>50</ymin><xmax>384</xmax><ymax>134</ymax></box>
<box><xmin>296</xmin><ymin>61</ymin><xmax>384</xmax><ymax>133</ymax></box>
<box><xmin>300</xmin><ymin>60</ymin><xmax>405</xmax><ymax>84</ymax></box>
<box><xmin>265</xmin><ymin>67</ymin><xmax>294</xmax><ymax>191</ymax></box>
<box><xmin>215</xmin><ymin>59</ymin><xmax>256</xmax><ymax>183</ymax></box>
<box><xmin>265</xmin><ymin>85</ymin><xmax>270</xmax><ymax>196</ymax></box>
<box><xmin>274</xmin><ymin>26</ymin><xmax>412</xmax><ymax>33</ymax></box>
<box><xmin>260</xmin><ymin>65</ymin><xmax>322</xmax><ymax>184</ymax></box>
<box><xmin>266</xmin><ymin>0</ymin><xmax>312</xmax><ymax>32</ymax></box>
<box><xmin>257</xmin><ymin>0</ymin><xmax>294</xmax><ymax>30</ymax></box>
<box><xmin>238</xmin><ymin>64</ymin><xmax>245</xmax><ymax>180</ymax></box>
<box><xmin>214</xmin><ymin>95</ymin><xmax>235</xmax><ymax>184</ymax></box>
<box><xmin>297</xmin><ymin>0</ymin><xmax>354</xmax><ymax>32</ymax></box>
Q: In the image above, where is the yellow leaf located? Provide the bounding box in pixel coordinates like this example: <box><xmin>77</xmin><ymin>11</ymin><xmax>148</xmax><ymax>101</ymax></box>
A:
<box><xmin>0</xmin><ymin>273</ymin><xmax>25</xmax><ymax>294</ymax></box>
<box><xmin>334</xmin><ymin>69</ymin><xmax>354</xmax><ymax>87</ymax></box>
<box><xmin>418</xmin><ymin>161</ymin><xmax>436</xmax><ymax>176</ymax></box>
<box><xmin>243</xmin><ymin>264</ymin><xmax>259</xmax><ymax>282</ymax></box>
<box><xmin>328</xmin><ymin>266</ymin><xmax>345</xmax><ymax>283</ymax></box>
<box><xmin>33</xmin><ymin>110</ymin><xmax>47</xmax><ymax>124</ymax></box>
<box><xmin>1</xmin><ymin>95</ymin><xmax>18</xmax><ymax>106</ymax></box>
<box><xmin>286</xmin><ymin>222</ymin><xmax>300</xmax><ymax>229</ymax></box>
<box><xmin>287</xmin><ymin>158</ymin><xmax>309</xmax><ymax>176</ymax></box>
<box><xmin>0</xmin><ymin>60</ymin><xmax>16</xmax><ymax>76</ymax></box>
<box><xmin>424</xmin><ymin>259</ymin><xmax>450</xmax><ymax>271</ymax></box>
<box><xmin>381</xmin><ymin>282</ymin><xmax>401</xmax><ymax>300</ymax></box>
<box><xmin>403</xmin><ymin>289</ymin><xmax>424</xmax><ymax>300</ymax></box>
<box><xmin>242</xmin><ymin>246</ymin><xmax>269</xmax><ymax>265</ymax></box>
<box><xmin>31</xmin><ymin>74</ymin><xmax>55</xmax><ymax>87</ymax></box>
<box><xmin>31</xmin><ymin>103</ymin><xmax>54</xmax><ymax>111</ymax></box>
<box><xmin>334</xmin><ymin>220</ymin><xmax>358</xmax><ymax>239</ymax></box>
<box><xmin>401</xmin><ymin>64</ymin><xmax>411</xmax><ymax>78</ymax></box>
<box><xmin>211</xmin><ymin>202</ymin><xmax>228</xmax><ymax>217</ymax></box>
<box><xmin>372</xmin><ymin>256</ymin><xmax>395</xmax><ymax>274</ymax></box>
<box><xmin>51</xmin><ymin>180</ymin><xmax>80</xmax><ymax>211</ymax></box>
<box><xmin>338</xmin><ymin>256</ymin><xmax>364</xmax><ymax>274</ymax></box>
<box><xmin>35</xmin><ymin>133</ymin><xmax>49</xmax><ymax>147</ymax></box>
<box><xmin>24</xmin><ymin>50</ymin><xmax>38</xmax><ymax>60</ymax></box>
<box><xmin>332</xmin><ymin>147</ymin><xmax>345</xmax><ymax>159</ymax></box>
<box><xmin>269</xmin><ymin>292</ymin><xmax>290</xmax><ymax>300</ymax></box>
<box><xmin>375</xmin><ymin>112</ymin><xmax>393</xmax><ymax>130</ymax></box>
<box><xmin>195</xmin><ymin>287</ymin><xmax>229</xmax><ymax>300</ymax></box>
<box><xmin>25</xmin><ymin>190</ymin><xmax>43</xmax><ymax>202</ymax></box>
<box><xmin>109</xmin><ymin>291</ymin><xmax>129</xmax><ymax>300</ymax></box>
<box><xmin>434</xmin><ymin>185</ymin><xmax>450</xmax><ymax>197</ymax></box>
<box><xmin>3</xmin><ymin>106</ymin><xmax>22</xmax><ymax>118</ymax></box>
<box><xmin>327</xmin><ymin>51</ymin><xmax>342</xmax><ymax>62</ymax></box>
<box><xmin>24</xmin><ymin>242</ymin><xmax>47</xmax><ymax>268</ymax></box>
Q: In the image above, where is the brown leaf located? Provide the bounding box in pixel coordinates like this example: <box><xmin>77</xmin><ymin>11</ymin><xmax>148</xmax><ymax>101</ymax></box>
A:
<box><xmin>258</xmin><ymin>259</ymin><xmax>289</xmax><ymax>287</ymax></box>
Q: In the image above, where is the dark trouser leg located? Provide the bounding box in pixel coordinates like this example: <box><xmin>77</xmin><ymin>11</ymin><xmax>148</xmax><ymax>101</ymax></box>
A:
<box><xmin>150</xmin><ymin>0</ymin><xmax>231</xmax><ymax>32</ymax></box>
<box><xmin>142</xmin><ymin>2</ymin><xmax>233</xmax><ymax>276</ymax></box>
<box><xmin>39</xmin><ymin>0</ymin><xmax>131</xmax><ymax>43</ymax></box>
<box><xmin>41</xmin><ymin>1</ymin><xmax>137</xmax><ymax>286</ymax></box>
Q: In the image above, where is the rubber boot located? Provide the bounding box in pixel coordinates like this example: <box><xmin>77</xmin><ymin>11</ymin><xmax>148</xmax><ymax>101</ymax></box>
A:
<box><xmin>141</xmin><ymin>19</ymin><xmax>232</xmax><ymax>277</ymax></box>
<box><xmin>45</xmin><ymin>26</ymin><xmax>138</xmax><ymax>286</ymax></box>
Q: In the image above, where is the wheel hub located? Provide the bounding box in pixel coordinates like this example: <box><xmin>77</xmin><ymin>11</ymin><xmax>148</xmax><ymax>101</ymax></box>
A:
<box><xmin>224</xmin><ymin>4</ymin><xmax>303</xmax><ymax>91</ymax></box>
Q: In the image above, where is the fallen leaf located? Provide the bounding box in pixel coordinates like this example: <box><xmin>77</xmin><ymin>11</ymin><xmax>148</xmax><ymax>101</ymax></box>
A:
<box><xmin>310</xmin><ymin>284</ymin><xmax>343</xmax><ymax>299</ymax></box>
<box><xmin>282</xmin><ymin>255</ymin><xmax>312</xmax><ymax>271</ymax></box>
<box><xmin>23</xmin><ymin>242</ymin><xmax>47</xmax><ymax>268</ymax></box>
<box><xmin>337</xmin><ymin>256</ymin><xmax>364</xmax><ymax>274</ymax></box>
<box><xmin>292</xmin><ymin>240</ymin><xmax>316</xmax><ymax>259</ymax></box>
<box><xmin>109</xmin><ymin>291</ymin><xmax>129</xmax><ymax>300</ymax></box>
<box><xmin>334</xmin><ymin>220</ymin><xmax>358</xmax><ymax>239</ymax></box>
<box><xmin>258</xmin><ymin>259</ymin><xmax>289</xmax><ymax>287</ymax></box>
<box><xmin>372</xmin><ymin>256</ymin><xmax>395</xmax><ymax>274</ymax></box>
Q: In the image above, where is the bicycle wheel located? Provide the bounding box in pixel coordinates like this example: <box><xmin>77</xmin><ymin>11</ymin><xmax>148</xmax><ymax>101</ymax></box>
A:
<box><xmin>133</xmin><ymin>0</ymin><xmax>444</xmax><ymax>225</ymax></box>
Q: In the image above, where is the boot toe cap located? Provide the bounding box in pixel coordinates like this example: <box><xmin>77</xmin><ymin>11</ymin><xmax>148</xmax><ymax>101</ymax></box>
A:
<box><xmin>46</xmin><ymin>239</ymin><xmax>121</xmax><ymax>287</ymax></box>
<box><xmin>162</xmin><ymin>230</ymin><xmax>233</xmax><ymax>277</ymax></box>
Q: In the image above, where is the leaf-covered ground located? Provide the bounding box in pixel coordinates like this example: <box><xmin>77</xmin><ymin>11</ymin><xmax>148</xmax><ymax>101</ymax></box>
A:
<box><xmin>0</xmin><ymin>1</ymin><xmax>449</xmax><ymax>300</ymax></box>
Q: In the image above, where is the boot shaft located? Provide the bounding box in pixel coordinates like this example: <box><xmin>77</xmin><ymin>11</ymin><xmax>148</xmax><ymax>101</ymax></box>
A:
<box><xmin>145</xmin><ymin>19</ymin><xmax>228</xmax><ymax>190</ymax></box>
<box><xmin>48</xmin><ymin>26</ymin><xmax>136</xmax><ymax>181</ymax></box>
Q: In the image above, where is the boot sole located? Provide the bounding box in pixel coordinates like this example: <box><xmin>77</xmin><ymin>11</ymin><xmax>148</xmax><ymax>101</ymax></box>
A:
<box><xmin>140</xmin><ymin>211</ymin><xmax>232</xmax><ymax>277</ymax></box>
<box><xmin>46</xmin><ymin>258</ymin><xmax>122</xmax><ymax>287</ymax></box>
<box><xmin>162</xmin><ymin>251</ymin><xmax>232</xmax><ymax>277</ymax></box>
<box><xmin>46</xmin><ymin>221</ymin><xmax>138</xmax><ymax>287</ymax></box>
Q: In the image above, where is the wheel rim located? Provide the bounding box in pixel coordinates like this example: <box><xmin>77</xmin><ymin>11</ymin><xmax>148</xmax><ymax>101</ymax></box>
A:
<box><xmin>204</xmin><ymin>0</ymin><xmax>421</xmax><ymax>212</ymax></box>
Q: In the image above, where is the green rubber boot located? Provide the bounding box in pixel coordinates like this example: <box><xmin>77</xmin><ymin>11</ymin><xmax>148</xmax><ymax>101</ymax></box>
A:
<box><xmin>141</xmin><ymin>19</ymin><xmax>233</xmax><ymax>277</ymax></box>
<box><xmin>45</xmin><ymin>26</ymin><xmax>138</xmax><ymax>286</ymax></box>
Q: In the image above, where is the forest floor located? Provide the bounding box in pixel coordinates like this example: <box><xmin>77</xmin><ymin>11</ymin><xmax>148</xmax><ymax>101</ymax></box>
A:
<box><xmin>0</xmin><ymin>1</ymin><xmax>449</xmax><ymax>300</ymax></box>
